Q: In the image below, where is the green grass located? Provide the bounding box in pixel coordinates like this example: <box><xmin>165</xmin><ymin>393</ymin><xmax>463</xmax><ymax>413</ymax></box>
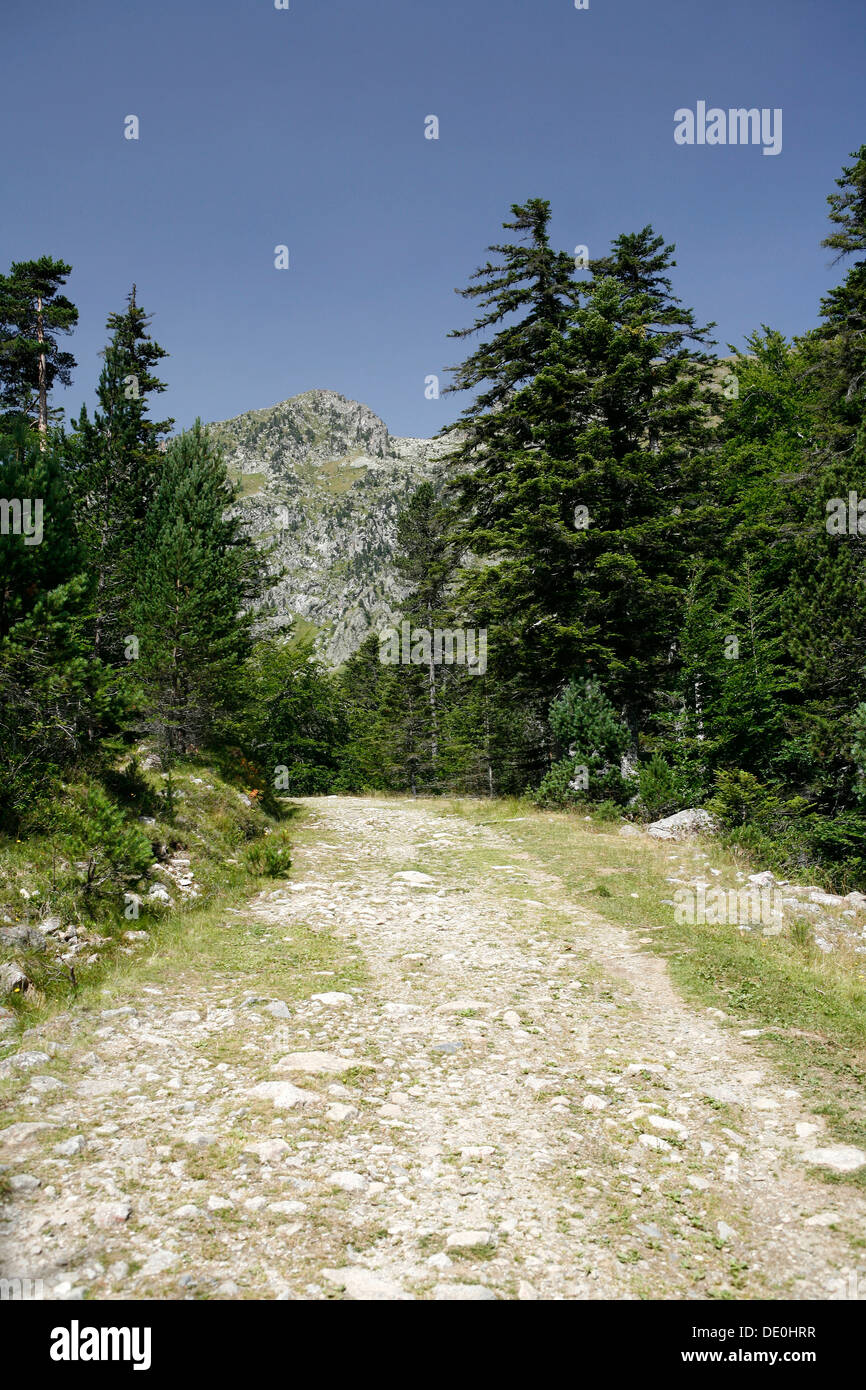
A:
<box><xmin>0</xmin><ymin>752</ymin><xmax>299</xmax><ymax>1028</ymax></box>
<box><xmin>227</xmin><ymin>471</ymin><xmax>267</xmax><ymax>498</ymax></box>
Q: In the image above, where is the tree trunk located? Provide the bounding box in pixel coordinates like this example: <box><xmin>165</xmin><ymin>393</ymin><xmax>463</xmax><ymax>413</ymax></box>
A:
<box><xmin>426</xmin><ymin>603</ymin><xmax>439</xmax><ymax>767</ymax></box>
<box><xmin>36</xmin><ymin>295</ymin><xmax>47</xmax><ymax>449</ymax></box>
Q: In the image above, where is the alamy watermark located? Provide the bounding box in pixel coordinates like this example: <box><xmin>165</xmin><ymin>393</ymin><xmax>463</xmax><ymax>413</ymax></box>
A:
<box><xmin>0</xmin><ymin>1276</ymin><xmax>44</xmax><ymax>1300</ymax></box>
<box><xmin>674</xmin><ymin>104</ymin><xmax>782</xmax><ymax>157</ymax></box>
<box><xmin>826</xmin><ymin>492</ymin><xmax>866</xmax><ymax>535</ymax></box>
<box><xmin>379</xmin><ymin>621</ymin><xmax>487</xmax><ymax>675</ymax></box>
<box><xmin>0</xmin><ymin>497</ymin><xmax>43</xmax><ymax>545</ymax></box>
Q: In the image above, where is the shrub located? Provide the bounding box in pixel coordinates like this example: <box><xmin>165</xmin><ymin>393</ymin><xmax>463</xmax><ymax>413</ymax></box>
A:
<box><xmin>57</xmin><ymin>783</ymin><xmax>153</xmax><ymax>894</ymax></box>
<box><xmin>637</xmin><ymin>753</ymin><xmax>678</xmax><ymax>820</ymax></box>
<box><xmin>243</xmin><ymin>833</ymin><xmax>292</xmax><ymax>877</ymax></box>
<box><xmin>533</xmin><ymin>678</ymin><xmax>631</xmax><ymax>808</ymax></box>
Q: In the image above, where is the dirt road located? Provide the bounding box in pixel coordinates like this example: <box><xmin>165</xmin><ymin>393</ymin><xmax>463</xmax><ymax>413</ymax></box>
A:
<box><xmin>2</xmin><ymin>797</ymin><xmax>864</xmax><ymax>1300</ymax></box>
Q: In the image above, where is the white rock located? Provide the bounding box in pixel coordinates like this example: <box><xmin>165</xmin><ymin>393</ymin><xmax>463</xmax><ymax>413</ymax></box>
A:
<box><xmin>311</xmin><ymin>992</ymin><xmax>354</xmax><ymax>1007</ymax></box>
<box><xmin>265</xmin><ymin>1001</ymin><xmax>291</xmax><ymax>1020</ymax></box>
<box><xmin>0</xmin><ymin>962</ymin><xmax>30</xmax><ymax>996</ymax></box>
<box><xmin>582</xmin><ymin>1094</ymin><xmax>608</xmax><ymax>1112</ymax></box>
<box><xmin>139</xmin><ymin>1249</ymin><xmax>177</xmax><ymax>1277</ymax></box>
<box><xmin>207</xmin><ymin>1195</ymin><xmax>234</xmax><ymax>1212</ymax></box>
<box><xmin>267</xmin><ymin>1200</ymin><xmax>307</xmax><ymax>1216</ymax></box>
<box><xmin>795</xmin><ymin>1122</ymin><xmax>819</xmax><ymax>1140</ymax></box>
<box><xmin>647</xmin><ymin>809</ymin><xmax>716</xmax><ymax>841</ymax></box>
<box><xmin>8</xmin><ymin>1050</ymin><xmax>51</xmax><ymax>1072</ymax></box>
<box><xmin>0</xmin><ymin>1121</ymin><xmax>55</xmax><ymax>1151</ymax></box>
<box><xmin>9</xmin><ymin>1174</ymin><xmax>40</xmax><ymax>1192</ymax></box>
<box><xmin>445</xmin><ymin>1230</ymin><xmax>493</xmax><ymax>1249</ymax></box>
<box><xmin>809</xmin><ymin>890</ymin><xmax>844</xmax><ymax>908</ymax></box>
<box><xmin>54</xmin><ymin>1135</ymin><xmax>85</xmax><ymax>1157</ymax></box>
<box><xmin>804</xmin><ymin>1211</ymin><xmax>841</xmax><ymax>1227</ymax></box>
<box><xmin>321</xmin><ymin>1267</ymin><xmax>412</xmax><ymax>1300</ymax></box>
<box><xmin>329</xmin><ymin>1170</ymin><xmax>367</xmax><ymax>1192</ymax></box>
<box><xmin>247</xmin><ymin>1080</ymin><xmax>321</xmax><ymax>1110</ymax></box>
<box><xmin>274</xmin><ymin>1051</ymin><xmax>356</xmax><ymax>1075</ymax></box>
<box><xmin>803</xmin><ymin>1145</ymin><xmax>866</xmax><ymax>1173</ymax></box>
<box><xmin>243</xmin><ymin>1138</ymin><xmax>291</xmax><ymax>1163</ymax></box>
<box><xmin>433</xmin><ymin>1283</ymin><xmax>497</xmax><ymax>1300</ymax></box>
<box><xmin>326</xmin><ymin>1103</ymin><xmax>357</xmax><ymax>1122</ymax></box>
<box><xmin>646</xmin><ymin>1115</ymin><xmax>689</xmax><ymax>1139</ymax></box>
<box><xmin>639</xmin><ymin>1134</ymin><xmax>673</xmax><ymax>1152</ymax></box>
<box><xmin>686</xmin><ymin>1175</ymin><xmax>710</xmax><ymax>1191</ymax></box>
<box><xmin>393</xmin><ymin>871</ymin><xmax>434</xmax><ymax>887</ymax></box>
<box><xmin>94</xmin><ymin>1200</ymin><xmax>131</xmax><ymax>1228</ymax></box>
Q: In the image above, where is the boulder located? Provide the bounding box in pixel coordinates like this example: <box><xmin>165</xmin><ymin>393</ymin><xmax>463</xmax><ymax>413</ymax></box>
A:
<box><xmin>0</xmin><ymin>961</ymin><xmax>30</xmax><ymax>997</ymax></box>
<box><xmin>647</xmin><ymin>809</ymin><xmax>716</xmax><ymax>841</ymax></box>
<box><xmin>0</xmin><ymin>925</ymin><xmax>46</xmax><ymax>951</ymax></box>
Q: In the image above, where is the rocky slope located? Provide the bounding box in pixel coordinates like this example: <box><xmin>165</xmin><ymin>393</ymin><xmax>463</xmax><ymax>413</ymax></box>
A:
<box><xmin>209</xmin><ymin>390</ymin><xmax>451</xmax><ymax>665</ymax></box>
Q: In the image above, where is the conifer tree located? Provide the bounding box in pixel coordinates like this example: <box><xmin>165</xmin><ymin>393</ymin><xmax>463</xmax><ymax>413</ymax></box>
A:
<box><xmin>0</xmin><ymin>257</ymin><xmax>77</xmax><ymax>440</ymax></box>
<box><xmin>0</xmin><ymin>427</ymin><xmax>114</xmax><ymax>819</ymax></box>
<box><xmin>131</xmin><ymin>422</ymin><xmax>257</xmax><ymax>760</ymax></box>
<box><xmin>445</xmin><ymin>198</ymin><xmax>579</xmax><ymax>455</ymax></box>
<box><xmin>70</xmin><ymin>288</ymin><xmax>172</xmax><ymax>660</ymax></box>
<box><xmin>394</xmin><ymin>482</ymin><xmax>454</xmax><ymax>768</ymax></box>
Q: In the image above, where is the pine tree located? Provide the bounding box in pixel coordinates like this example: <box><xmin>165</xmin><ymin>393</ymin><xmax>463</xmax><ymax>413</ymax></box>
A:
<box><xmin>0</xmin><ymin>257</ymin><xmax>77</xmax><ymax>441</ymax></box>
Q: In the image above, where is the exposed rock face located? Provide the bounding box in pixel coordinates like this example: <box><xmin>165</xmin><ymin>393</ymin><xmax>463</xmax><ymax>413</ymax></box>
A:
<box><xmin>209</xmin><ymin>389</ymin><xmax>451</xmax><ymax>666</ymax></box>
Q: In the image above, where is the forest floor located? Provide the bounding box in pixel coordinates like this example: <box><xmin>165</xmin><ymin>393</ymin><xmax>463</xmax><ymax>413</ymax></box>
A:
<box><xmin>2</xmin><ymin>795</ymin><xmax>865</xmax><ymax>1301</ymax></box>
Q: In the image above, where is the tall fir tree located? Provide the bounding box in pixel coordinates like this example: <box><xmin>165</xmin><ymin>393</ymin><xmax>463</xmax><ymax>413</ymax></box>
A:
<box><xmin>131</xmin><ymin>421</ymin><xmax>258</xmax><ymax>761</ymax></box>
<box><xmin>70</xmin><ymin>287</ymin><xmax>172</xmax><ymax>661</ymax></box>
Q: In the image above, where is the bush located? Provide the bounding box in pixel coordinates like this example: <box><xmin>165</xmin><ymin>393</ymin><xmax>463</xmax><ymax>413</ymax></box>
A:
<box><xmin>707</xmin><ymin>769</ymin><xmax>789</xmax><ymax>833</ymax></box>
<box><xmin>637</xmin><ymin>753</ymin><xmax>678</xmax><ymax>820</ymax></box>
<box><xmin>243</xmin><ymin>833</ymin><xmax>292</xmax><ymax>877</ymax></box>
<box><xmin>57</xmin><ymin>782</ymin><xmax>153</xmax><ymax>894</ymax></box>
<box><xmin>533</xmin><ymin>678</ymin><xmax>631</xmax><ymax>808</ymax></box>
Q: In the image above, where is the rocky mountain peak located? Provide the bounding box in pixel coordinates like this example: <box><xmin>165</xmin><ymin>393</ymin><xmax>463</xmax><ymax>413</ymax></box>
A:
<box><xmin>209</xmin><ymin>391</ymin><xmax>451</xmax><ymax>666</ymax></box>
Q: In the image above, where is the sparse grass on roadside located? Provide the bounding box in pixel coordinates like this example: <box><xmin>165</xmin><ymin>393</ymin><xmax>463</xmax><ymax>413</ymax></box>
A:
<box><xmin>440</xmin><ymin>797</ymin><xmax>866</xmax><ymax>1172</ymax></box>
<box><xmin>0</xmin><ymin>756</ymin><xmax>302</xmax><ymax>1032</ymax></box>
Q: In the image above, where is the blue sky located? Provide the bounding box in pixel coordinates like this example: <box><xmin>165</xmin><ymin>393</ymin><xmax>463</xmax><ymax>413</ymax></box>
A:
<box><xmin>2</xmin><ymin>0</ymin><xmax>864</xmax><ymax>438</ymax></box>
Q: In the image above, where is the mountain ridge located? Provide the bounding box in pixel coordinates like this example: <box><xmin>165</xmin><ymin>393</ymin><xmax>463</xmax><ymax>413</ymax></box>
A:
<box><xmin>208</xmin><ymin>389</ymin><xmax>451</xmax><ymax>665</ymax></box>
